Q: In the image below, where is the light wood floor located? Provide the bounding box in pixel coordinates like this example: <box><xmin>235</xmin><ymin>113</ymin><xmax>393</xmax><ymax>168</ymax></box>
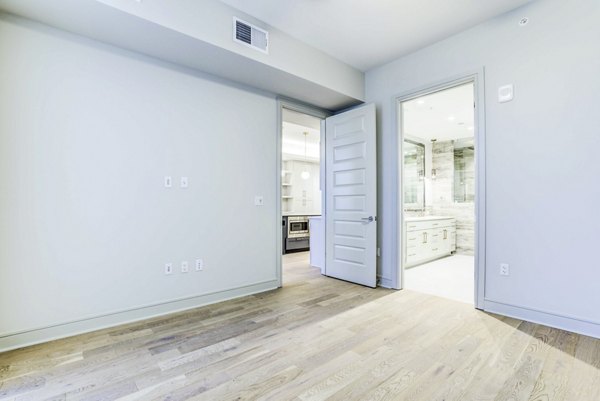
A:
<box><xmin>1</xmin><ymin>252</ymin><xmax>599</xmax><ymax>400</ymax></box>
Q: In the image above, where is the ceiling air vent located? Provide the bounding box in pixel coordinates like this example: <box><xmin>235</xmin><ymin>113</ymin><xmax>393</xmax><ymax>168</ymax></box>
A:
<box><xmin>233</xmin><ymin>17</ymin><xmax>269</xmax><ymax>54</ymax></box>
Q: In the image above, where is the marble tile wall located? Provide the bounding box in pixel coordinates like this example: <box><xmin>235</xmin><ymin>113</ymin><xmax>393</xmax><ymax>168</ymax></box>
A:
<box><xmin>431</xmin><ymin>140</ymin><xmax>475</xmax><ymax>255</ymax></box>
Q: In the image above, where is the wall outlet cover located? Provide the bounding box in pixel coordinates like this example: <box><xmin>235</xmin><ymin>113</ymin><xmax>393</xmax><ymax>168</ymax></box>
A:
<box><xmin>180</xmin><ymin>177</ymin><xmax>188</xmax><ymax>188</ymax></box>
<box><xmin>195</xmin><ymin>259</ymin><xmax>204</xmax><ymax>271</ymax></box>
<box><xmin>181</xmin><ymin>261</ymin><xmax>189</xmax><ymax>273</ymax></box>
<box><xmin>254</xmin><ymin>195</ymin><xmax>264</xmax><ymax>206</ymax></box>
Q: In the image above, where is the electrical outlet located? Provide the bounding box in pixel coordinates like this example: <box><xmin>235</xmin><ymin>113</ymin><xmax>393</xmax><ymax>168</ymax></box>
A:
<box><xmin>164</xmin><ymin>176</ymin><xmax>172</xmax><ymax>188</ymax></box>
<box><xmin>500</xmin><ymin>263</ymin><xmax>510</xmax><ymax>276</ymax></box>
<box><xmin>165</xmin><ymin>263</ymin><xmax>173</xmax><ymax>275</ymax></box>
<box><xmin>195</xmin><ymin>259</ymin><xmax>204</xmax><ymax>271</ymax></box>
<box><xmin>181</xmin><ymin>261</ymin><xmax>189</xmax><ymax>273</ymax></box>
<box><xmin>180</xmin><ymin>177</ymin><xmax>188</xmax><ymax>188</ymax></box>
<box><xmin>254</xmin><ymin>196</ymin><xmax>264</xmax><ymax>206</ymax></box>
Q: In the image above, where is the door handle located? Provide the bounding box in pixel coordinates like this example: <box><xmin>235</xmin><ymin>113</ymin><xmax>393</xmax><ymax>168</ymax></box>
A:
<box><xmin>361</xmin><ymin>216</ymin><xmax>375</xmax><ymax>223</ymax></box>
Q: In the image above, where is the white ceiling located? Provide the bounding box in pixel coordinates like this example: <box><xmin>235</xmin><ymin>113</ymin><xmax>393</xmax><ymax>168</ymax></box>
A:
<box><xmin>402</xmin><ymin>82</ymin><xmax>474</xmax><ymax>142</ymax></box>
<box><xmin>219</xmin><ymin>0</ymin><xmax>533</xmax><ymax>71</ymax></box>
<box><xmin>282</xmin><ymin>111</ymin><xmax>321</xmax><ymax>161</ymax></box>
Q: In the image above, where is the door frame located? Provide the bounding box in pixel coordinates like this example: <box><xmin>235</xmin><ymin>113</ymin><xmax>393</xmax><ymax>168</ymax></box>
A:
<box><xmin>392</xmin><ymin>69</ymin><xmax>486</xmax><ymax>308</ymax></box>
<box><xmin>276</xmin><ymin>98</ymin><xmax>330</xmax><ymax>288</ymax></box>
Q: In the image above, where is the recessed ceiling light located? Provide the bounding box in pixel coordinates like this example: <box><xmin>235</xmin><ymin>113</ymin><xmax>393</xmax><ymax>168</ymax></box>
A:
<box><xmin>447</xmin><ymin>116</ymin><xmax>455</xmax><ymax>121</ymax></box>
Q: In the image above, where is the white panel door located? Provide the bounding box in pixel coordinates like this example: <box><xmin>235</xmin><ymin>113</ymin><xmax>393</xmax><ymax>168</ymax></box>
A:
<box><xmin>325</xmin><ymin>103</ymin><xmax>377</xmax><ymax>287</ymax></box>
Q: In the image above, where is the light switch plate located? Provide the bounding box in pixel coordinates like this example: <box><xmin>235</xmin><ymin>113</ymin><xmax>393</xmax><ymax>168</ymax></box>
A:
<box><xmin>500</xmin><ymin>263</ymin><xmax>510</xmax><ymax>276</ymax></box>
<box><xmin>165</xmin><ymin>263</ymin><xmax>173</xmax><ymax>275</ymax></box>
<box><xmin>164</xmin><ymin>176</ymin><xmax>172</xmax><ymax>188</ymax></box>
<box><xmin>180</xmin><ymin>177</ymin><xmax>188</xmax><ymax>188</ymax></box>
<box><xmin>254</xmin><ymin>195</ymin><xmax>264</xmax><ymax>206</ymax></box>
<box><xmin>498</xmin><ymin>84</ymin><xmax>514</xmax><ymax>103</ymax></box>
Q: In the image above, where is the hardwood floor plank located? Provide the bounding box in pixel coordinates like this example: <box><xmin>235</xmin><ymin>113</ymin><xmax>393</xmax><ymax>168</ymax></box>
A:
<box><xmin>1</xmin><ymin>252</ymin><xmax>599</xmax><ymax>401</ymax></box>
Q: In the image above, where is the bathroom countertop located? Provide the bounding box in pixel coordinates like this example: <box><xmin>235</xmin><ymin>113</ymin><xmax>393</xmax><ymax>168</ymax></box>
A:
<box><xmin>405</xmin><ymin>215</ymin><xmax>454</xmax><ymax>222</ymax></box>
<box><xmin>283</xmin><ymin>213</ymin><xmax>322</xmax><ymax>217</ymax></box>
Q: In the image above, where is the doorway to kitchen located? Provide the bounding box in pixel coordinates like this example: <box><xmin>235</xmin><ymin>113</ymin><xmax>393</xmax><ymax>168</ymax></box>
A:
<box><xmin>398</xmin><ymin>78</ymin><xmax>484</xmax><ymax>305</ymax></box>
<box><xmin>278</xmin><ymin>103</ymin><xmax>326</xmax><ymax>287</ymax></box>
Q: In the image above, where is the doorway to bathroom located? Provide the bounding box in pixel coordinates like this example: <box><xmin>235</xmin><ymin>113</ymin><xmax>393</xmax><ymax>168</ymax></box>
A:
<box><xmin>398</xmin><ymin>79</ymin><xmax>482</xmax><ymax>305</ymax></box>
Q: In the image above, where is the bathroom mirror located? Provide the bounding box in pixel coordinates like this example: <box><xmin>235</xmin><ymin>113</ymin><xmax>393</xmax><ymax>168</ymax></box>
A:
<box><xmin>453</xmin><ymin>138</ymin><xmax>475</xmax><ymax>203</ymax></box>
<box><xmin>403</xmin><ymin>140</ymin><xmax>425</xmax><ymax>209</ymax></box>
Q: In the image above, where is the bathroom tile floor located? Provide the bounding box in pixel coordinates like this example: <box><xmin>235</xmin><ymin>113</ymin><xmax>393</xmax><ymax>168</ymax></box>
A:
<box><xmin>404</xmin><ymin>254</ymin><xmax>475</xmax><ymax>304</ymax></box>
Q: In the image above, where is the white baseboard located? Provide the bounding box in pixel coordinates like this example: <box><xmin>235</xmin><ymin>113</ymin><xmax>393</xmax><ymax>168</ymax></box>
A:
<box><xmin>483</xmin><ymin>299</ymin><xmax>600</xmax><ymax>339</ymax></box>
<box><xmin>0</xmin><ymin>280</ymin><xmax>279</xmax><ymax>353</ymax></box>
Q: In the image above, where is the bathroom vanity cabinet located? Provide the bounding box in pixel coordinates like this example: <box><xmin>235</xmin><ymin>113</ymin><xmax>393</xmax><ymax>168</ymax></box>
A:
<box><xmin>405</xmin><ymin>216</ymin><xmax>456</xmax><ymax>267</ymax></box>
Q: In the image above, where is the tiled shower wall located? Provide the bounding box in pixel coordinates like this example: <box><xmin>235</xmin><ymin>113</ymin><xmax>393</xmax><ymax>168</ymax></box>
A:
<box><xmin>431</xmin><ymin>140</ymin><xmax>475</xmax><ymax>255</ymax></box>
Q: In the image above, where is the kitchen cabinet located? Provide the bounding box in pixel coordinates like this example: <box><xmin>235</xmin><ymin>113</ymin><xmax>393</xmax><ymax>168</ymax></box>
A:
<box><xmin>405</xmin><ymin>217</ymin><xmax>456</xmax><ymax>268</ymax></box>
<box><xmin>282</xmin><ymin>160</ymin><xmax>321</xmax><ymax>215</ymax></box>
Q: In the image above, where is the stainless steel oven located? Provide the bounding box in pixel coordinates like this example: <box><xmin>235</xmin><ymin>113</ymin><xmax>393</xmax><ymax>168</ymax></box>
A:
<box><xmin>287</xmin><ymin>216</ymin><xmax>309</xmax><ymax>238</ymax></box>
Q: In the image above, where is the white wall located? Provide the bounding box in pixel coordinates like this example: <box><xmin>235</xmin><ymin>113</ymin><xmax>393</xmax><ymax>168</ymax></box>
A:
<box><xmin>0</xmin><ymin>15</ymin><xmax>278</xmax><ymax>350</ymax></box>
<box><xmin>367</xmin><ymin>0</ymin><xmax>600</xmax><ymax>336</ymax></box>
